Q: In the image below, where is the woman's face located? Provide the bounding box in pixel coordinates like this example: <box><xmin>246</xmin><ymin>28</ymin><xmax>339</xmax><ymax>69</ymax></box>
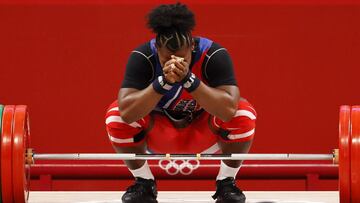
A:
<box><xmin>156</xmin><ymin>41</ymin><xmax>194</xmax><ymax>67</ymax></box>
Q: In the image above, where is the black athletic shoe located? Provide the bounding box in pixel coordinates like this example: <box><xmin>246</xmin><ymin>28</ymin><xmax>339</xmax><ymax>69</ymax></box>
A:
<box><xmin>212</xmin><ymin>177</ymin><xmax>246</xmax><ymax>203</ymax></box>
<box><xmin>122</xmin><ymin>177</ymin><xmax>158</xmax><ymax>203</ymax></box>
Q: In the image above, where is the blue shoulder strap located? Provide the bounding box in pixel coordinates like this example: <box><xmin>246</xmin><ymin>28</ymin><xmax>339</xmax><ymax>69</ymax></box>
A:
<box><xmin>193</xmin><ymin>37</ymin><xmax>213</xmax><ymax>63</ymax></box>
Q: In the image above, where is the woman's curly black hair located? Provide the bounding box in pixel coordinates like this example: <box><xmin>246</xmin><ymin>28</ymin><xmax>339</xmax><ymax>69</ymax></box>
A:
<box><xmin>147</xmin><ymin>2</ymin><xmax>195</xmax><ymax>51</ymax></box>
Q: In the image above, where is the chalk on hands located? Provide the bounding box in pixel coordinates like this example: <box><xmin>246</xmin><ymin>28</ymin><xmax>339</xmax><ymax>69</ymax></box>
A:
<box><xmin>171</xmin><ymin>55</ymin><xmax>184</xmax><ymax>63</ymax></box>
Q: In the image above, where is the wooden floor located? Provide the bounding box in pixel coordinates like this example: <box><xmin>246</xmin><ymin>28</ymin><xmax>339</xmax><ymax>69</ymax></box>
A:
<box><xmin>28</xmin><ymin>191</ymin><xmax>339</xmax><ymax>203</ymax></box>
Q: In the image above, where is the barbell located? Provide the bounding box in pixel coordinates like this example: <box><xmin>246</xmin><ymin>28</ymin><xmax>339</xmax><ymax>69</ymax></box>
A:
<box><xmin>0</xmin><ymin>104</ymin><xmax>359</xmax><ymax>203</ymax></box>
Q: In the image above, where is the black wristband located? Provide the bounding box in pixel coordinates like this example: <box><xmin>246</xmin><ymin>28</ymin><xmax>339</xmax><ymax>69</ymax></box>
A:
<box><xmin>152</xmin><ymin>76</ymin><xmax>173</xmax><ymax>94</ymax></box>
<box><xmin>179</xmin><ymin>71</ymin><xmax>191</xmax><ymax>84</ymax></box>
<box><xmin>183</xmin><ymin>73</ymin><xmax>201</xmax><ymax>93</ymax></box>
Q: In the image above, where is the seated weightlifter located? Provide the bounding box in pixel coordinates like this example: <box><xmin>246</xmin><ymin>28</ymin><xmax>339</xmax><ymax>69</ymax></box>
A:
<box><xmin>105</xmin><ymin>3</ymin><xmax>257</xmax><ymax>203</ymax></box>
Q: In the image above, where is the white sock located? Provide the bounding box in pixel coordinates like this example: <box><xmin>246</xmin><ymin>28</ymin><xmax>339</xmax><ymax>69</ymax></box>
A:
<box><xmin>216</xmin><ymin>161</ymin><xmax>241</xmax><ymax>180</ymax></box>
<box><xmin>129</xmin><ymin>161</ymin><xmax>154</xmax><ymax>180</ymax></box>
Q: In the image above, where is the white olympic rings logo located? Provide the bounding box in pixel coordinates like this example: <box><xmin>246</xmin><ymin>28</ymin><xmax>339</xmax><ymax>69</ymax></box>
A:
<box><xmin>158</xmin><ymin>159</ymin><xmax>200</xmax><ymax>175</ymax></box>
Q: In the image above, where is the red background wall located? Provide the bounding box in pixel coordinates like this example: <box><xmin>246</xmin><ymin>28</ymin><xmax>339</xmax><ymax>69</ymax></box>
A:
<box><xmin>0</xmin><ymin>0</ymin><xmax>359</xmax><ymax>190</ymax></box>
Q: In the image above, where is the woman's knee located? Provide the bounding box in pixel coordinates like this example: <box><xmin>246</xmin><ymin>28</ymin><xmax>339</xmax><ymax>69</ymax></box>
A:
<box><xmin>105</xmin><ymin>100</ymin><xmax>149</xmax><ymax>147</ymax></box>
<box><xmin>212</xmin><ymin>100</ymin><xmax>257</xmax><ymax>143</ymax></box>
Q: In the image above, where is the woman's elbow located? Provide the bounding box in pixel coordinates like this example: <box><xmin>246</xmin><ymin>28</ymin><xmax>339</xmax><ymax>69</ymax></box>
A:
<box><xmin>118</xmin><ymin>104</ymin><xmax>135</xmax><ymax>124</ymax></box>
<box><xmin>218</xmin><ymin>106</ymin><xmax>237</xmax><ymax>122</ymax></box>
<box><xmin>119</xmin><ymin>112</ymin><xmax>134</xmax><ymax>124</ymax></box>
<box><xmin>122</xmin><ymin>110</ymin><xmax>146</xmax><ymax>124</ymax></box>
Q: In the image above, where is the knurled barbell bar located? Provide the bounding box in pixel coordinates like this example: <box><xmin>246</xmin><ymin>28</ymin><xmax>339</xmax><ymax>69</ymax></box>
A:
<box><xmin>30</xmin><ymin>152</ymin><xmax>335</xmax><ymax>161</ymax></box>
<box><xmin>1</xmin><ymin>104</ymin><xmax>359</xmax><ymax>203</ymax></box>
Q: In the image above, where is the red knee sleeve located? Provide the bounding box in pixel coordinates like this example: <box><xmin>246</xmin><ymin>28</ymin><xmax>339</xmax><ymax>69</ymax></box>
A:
<box><xmin>213</xmin><ymin>100</ymin><xmax>257</xmax><ymax>142</ymax></box>
<box><xmin>105</xmin><ymin>100</ymin><xmax>150</xmax><ymax>147</ymax></box>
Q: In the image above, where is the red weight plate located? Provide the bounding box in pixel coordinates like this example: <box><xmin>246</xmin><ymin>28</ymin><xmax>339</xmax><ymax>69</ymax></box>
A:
<box><xmin>1</xmin><ymin>105</ymin><xmax>15</xmax><ymax>203</ymax></box>
<box><xmin>25</xmin><ymin>107</ymin><xmax>31</xmax><ymax>202</ymax></box>
<box><xmin>351</xmin><ymin>106</ymin><xmax>360</xmax><ymax>202</ymax></box>
<box><xmin>0</xmin><ymin>104</ymin><xmax>4</xmax><ymax>203</ymax></box>
<box><xmin>339</xmin><ymin>105</ymin><xmax>351</xmax><ymax>203</ymax></box>
<box><xmin>13</xmin><ymin>105</ymin><xmax>30</xmax><ymax>203</ymax></box>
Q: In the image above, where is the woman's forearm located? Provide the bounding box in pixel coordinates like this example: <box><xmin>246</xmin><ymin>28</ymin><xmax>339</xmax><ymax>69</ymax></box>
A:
<box><xmin>118</xmin><ymin>85</ymin><xmax>163</xmax><ymax>123</ymax></box>
<box><xmin>190</xmin><ymin>83</ymin><xmax>240</xmax><ymax>122</ymax></box>
<box><xmin>118</xmin><ymin>82</ymin><xmax>239</xmax><ymax>123</ymax></box>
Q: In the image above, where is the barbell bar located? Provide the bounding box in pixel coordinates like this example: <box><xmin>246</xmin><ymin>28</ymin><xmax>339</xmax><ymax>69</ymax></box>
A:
<box><xmin>31</xmin><ymin>152</ymin><xmax>336</xmax><ymax>161</ymax></box>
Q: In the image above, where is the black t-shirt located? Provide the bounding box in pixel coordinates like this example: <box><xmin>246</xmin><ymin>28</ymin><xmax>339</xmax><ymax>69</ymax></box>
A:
<box><xmin>121</xmin><ymin>37</ymin><xmax>237</xmax><ymax>90</ymax></box>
